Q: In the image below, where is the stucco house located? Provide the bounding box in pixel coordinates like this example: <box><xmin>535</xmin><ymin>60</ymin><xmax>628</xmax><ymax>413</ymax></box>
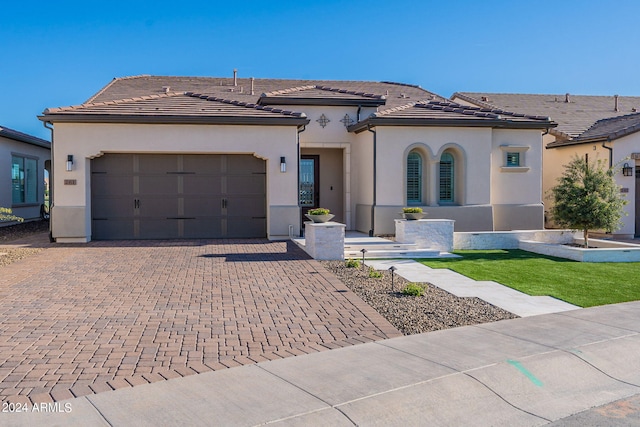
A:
<box><xmin>39</xmin><ymin>74</ymin><xmax>554</xmax><ymax>243</ymax></box>
<box><xmin>0</xmin><ymin>125</ymin><xmax>51</xmax><ymax>222</ymax></box>
<box><xmin>452</xmin><ymin>93</ymin><xmax>640</xmax><ymax>237</ymax></box>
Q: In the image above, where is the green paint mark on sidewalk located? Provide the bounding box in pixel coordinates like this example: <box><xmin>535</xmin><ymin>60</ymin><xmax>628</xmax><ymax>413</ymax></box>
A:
<box><xmin>507</xmin><ymin>359</ymin><xmax>543</xmax><ymax>387</ymax></box>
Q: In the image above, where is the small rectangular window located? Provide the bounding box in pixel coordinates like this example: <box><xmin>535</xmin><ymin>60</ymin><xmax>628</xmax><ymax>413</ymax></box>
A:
<box><xmin>506</xmin><ymin>152</ymin><xmax>520</xmax><ymax>167</ymax></box>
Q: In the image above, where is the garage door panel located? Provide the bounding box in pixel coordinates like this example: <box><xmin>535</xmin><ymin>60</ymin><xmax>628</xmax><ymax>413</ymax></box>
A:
<box><xmin>226</xmin><ymin>196</ymin><xmax>266</xmax><ymax>216</ymax></box>
<box><xmin>92</xmin><ymin>175</ymin><xmax>133</xmax><ymax>196</ymax></box>
<box><xmin>93</xmin><ymin>197</ymin><xmax>133</xmax><ymax>218</ymax></box>
<box><xmin>227</xmin><ymin>155</ymin><xmax>265</xmax><ymax>173</ymax></box>
<box><xmin>227</xmin><ymin>175</ymin><xmax>265</xmax><ymax>195</ymax></box>
<box><xmin>227</xmin><ymin>217</ymin><xmax>266</xmax><ymax>238</ymax></box>
<box><xmin>183</xmin><ymin>155</ymin><xmax>224</xmax><ymax>173</ymax></box>
<box><xmin>183</xmin><ymin>197</ymin><xmax>223</xmax><ymax>217</ymax></box>
<box><xmin>139</xmin><ymin>175</ymin><xmax>179</xmax><ymax>195</ymax></box>
<box><xmin>183</xmin><ymin>218</ymin><xmax>223</xmax><ymax>238</ymax></box>
<box><xmin>139</xmin><ymin>219</ymin><xmax>180</xmax><ymax>239</ymax></box>
<box><xmin>138</xmin><ymin>197</ymin><xmax>179</xmax><ymax>218</ymax></box>
<box><xmin>182</xmin><ymin>176</ymin><xmax>223</xmax><ymax>195</ymax></box>
<box><xmin>137</xmin><ymin>154</ymin><xmax>179</xmax><ymax>173</ymax></box>
<box><xmin>92</xmin><ymin>154</ymin><xmax>133</xmax><ymax>174</ymax></box>
<box><xmin>91</xmin><ymin>219</ymin><xmax>134</xmax><ymax>240</ymax></box>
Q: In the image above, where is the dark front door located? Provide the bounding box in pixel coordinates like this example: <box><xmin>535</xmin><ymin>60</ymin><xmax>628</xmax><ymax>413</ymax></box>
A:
<box><xmin>300</xmin><ymin>155</ymin><xmax>319</xmax><ymax>230</ymax></box>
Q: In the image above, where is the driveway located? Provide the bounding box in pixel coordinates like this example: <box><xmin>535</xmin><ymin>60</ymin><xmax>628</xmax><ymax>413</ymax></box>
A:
<box><xmin>0</xmin><ymin>237</ymin><xmax>400</xmax><ymax>404</ymax></box>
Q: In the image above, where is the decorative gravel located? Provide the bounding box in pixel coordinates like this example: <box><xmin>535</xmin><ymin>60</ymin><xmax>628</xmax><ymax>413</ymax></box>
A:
<box><xmin>0</xmin><ymin>220</ymin><xmax>49</xmax><ymax>268</ymax></box>
<box><xmin>321</xmin><ymin>260</ymin><xmax>518</xmax><ymax>335</ymax></box>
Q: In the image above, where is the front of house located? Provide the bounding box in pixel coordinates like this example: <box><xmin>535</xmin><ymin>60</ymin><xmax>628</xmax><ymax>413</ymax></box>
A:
<box><xmin>40</xmin><ymin>75</ymin><xmax>554</xmax><ymax>243</ymax></box>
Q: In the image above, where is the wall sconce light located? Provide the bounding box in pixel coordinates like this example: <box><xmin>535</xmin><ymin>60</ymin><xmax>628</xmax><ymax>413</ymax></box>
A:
<box><xmin>280</xmin><ymin>156</ymin><xmax>286</xmax><ymax>173</ymax></box>
<box><xmin>66</xmin><ymin>155</ymin><xmax>74</xmax><ymax>172</ymax></box>
<box><xmin>622</xmin><ymin>163</ymin><xmax>633</xmax><ymax>177</ymax></box>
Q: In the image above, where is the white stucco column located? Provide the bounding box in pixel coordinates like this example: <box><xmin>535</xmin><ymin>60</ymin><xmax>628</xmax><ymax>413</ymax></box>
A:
<box><xmin>304</xmin><ymin>222</ymin><xmax>346</xmax><ymax>260</ymax></box>
<box><xmin>428</xmin><ymin>160</ymin><xmax>438</xmax><ymax>206</ymax></box>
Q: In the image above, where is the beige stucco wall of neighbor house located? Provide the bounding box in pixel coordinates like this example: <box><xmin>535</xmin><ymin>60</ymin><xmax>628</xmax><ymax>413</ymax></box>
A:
<box><xmin>0</xmin><ymin>135</ymin><xmax>50</xmax><ymax>221</ymax></box>
<box><xmin>544</xmin><ymin>134</ymin><xmax>638</xmax><ymax>237</ymax></box>
<box><xmin>50</xmin><ymin>122</ymin><xmax>299</xmax><ymax>242</ymax></box>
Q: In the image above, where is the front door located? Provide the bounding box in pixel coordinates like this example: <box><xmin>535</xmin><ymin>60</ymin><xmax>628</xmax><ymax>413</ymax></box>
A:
<box><xmin>300</xmin><ymin>155</ymin><xmax>319</xmax><ymax>231</ymax></box>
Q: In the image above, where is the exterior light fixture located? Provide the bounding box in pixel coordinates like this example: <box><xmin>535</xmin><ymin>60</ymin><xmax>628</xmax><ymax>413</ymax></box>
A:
<box><xmin>360</xmin><ymin>248</ymin><xmax>367</xmax><ymax>269</ymax></box>
<box><xmin>66</xmin><ymin>155</ymin><xmax>74</xmax><ymax>172</ymax></box>
<box><xmin>389</xmin><ymin>265</ymin><xmax>397</xmax><ymax>292</ymax></box>
<box><xmin>622</xmin><ymin>163</ymin><xmax>633</xmax><ymax>177</ymax></box>
<box><xmin>280</xmin><ymin>156</ymin><xmax>286</xmax><ymax>173</ymax></box>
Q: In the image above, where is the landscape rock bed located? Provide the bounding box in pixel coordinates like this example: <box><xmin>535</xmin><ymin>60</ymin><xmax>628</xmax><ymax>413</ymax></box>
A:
<box><xmin>321</xmin><ymin>260</ymin><xmax>518</xmax><ymax>335</ymax></box>
<box><xmin>0</xmin><ymin>220</ymin><xmax>49</xmax><ymax>267</ymax></box>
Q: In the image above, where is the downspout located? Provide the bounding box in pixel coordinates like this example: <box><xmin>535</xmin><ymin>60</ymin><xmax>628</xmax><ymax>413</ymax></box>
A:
<box><xmin>602</xmin><ymin>137</ymin><xmax>613</xmax><ymax>168</ymax></box>
<box><xmin>356</xmin><ymin>105</ymin><xmax>362</xmax><ymax>122</ymax></box>
<box><xmin>297</xmin><ymin>124</ymin><xmax>306</xmax><ymax>237</ymax></box>
<box><xmin>367</xmin><ymin>125</ymin><xmax>377</xmax><ymax>237</ymax></box>
<box><xmin>43</xmin><ymin>121</ymin><xmax>55</xmax><ymax>242</ymax></box>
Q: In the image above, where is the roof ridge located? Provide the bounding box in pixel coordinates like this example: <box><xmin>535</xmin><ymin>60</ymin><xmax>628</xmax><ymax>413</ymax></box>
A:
<box><xmin>373</xmin><ymin>101</ymin><xmax>419</xmax><ymax>117</ymax></box>
<box><xmin>419</xmin><ymin>100</ymin><xmax>551</xmax><ymax>121</ymax></box>
<box><xmin>85</xmin><ymin>74</ymin><xmax>152</xmax><ymax>103</ymax></box>
<box><xmin>260</xmin><ymin>85</ymin><xmax>317</xmax><ymax>96</ymax></box>
<box><xmin>45</xmin><ymin>91</ymin><xmax>185</xmax><ymax>113</ymax></box>
<box><xmin>313</xmin><ymin>85</ymin><xmax>385</xmax><ymax>100</ymax></box>
<box><xmin>184</xmin><ymin>92</ymin><xmax>306</xmax><ymax>117</ymax></box>
<box><xmin>577</xmin><ymin>111</ymin><xmax>640</xmax><ymax>141</ymax></box>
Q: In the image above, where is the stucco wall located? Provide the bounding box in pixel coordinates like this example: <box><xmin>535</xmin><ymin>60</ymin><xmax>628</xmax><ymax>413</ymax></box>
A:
<box><xmin>544</xmin><ymin>134</ymin><xmax>638</xmax><ymax>237</ymax></box>
<box><xmin>51</xmin><ymin>122</ymin><xmax>299</xmax><ymax>241</ymax></box>
<box><xmin>0</xmin><ymin>136</ymin><xmax>50</xmax><ymax>221</ymax></box>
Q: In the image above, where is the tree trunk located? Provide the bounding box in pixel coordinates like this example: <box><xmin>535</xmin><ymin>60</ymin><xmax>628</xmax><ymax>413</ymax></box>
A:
<box><xmin>583</xmin><ymin>228</ymin><xmax>589</xmax><ymax>248</ymax></box>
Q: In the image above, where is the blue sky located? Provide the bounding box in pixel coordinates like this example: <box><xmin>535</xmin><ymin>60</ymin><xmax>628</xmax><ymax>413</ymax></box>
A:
<box><xmin>2</xmin><ymin>0</ymin><xmax>640</xmax><ymax>140</ymax></box>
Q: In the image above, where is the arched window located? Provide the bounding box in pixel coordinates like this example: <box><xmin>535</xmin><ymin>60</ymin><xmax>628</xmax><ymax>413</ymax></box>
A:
<box><xmin>406</xmin><ymin>151</ymin><xmax>422</xmax><ymax>204</ymax></box>
<box><xmin>439</xmin><ymin>152</ymin><xmax>454</xmax><ymax>203</ymax></box>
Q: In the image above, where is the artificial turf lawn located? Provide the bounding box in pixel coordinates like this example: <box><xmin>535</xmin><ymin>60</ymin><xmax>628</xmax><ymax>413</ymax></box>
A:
<box><xmin>418</xmin><ymin>250</ymin><xmax>640</xmax><ymax>308</ymax></box>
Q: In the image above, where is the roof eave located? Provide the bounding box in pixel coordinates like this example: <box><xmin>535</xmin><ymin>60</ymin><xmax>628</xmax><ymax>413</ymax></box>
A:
<box><xmin>38</xmin><ymin>114</ymin><xmax>311</xmax><ymax>126</ymax></box>
<box><xmin>258</xmin><ymin>97</ymin><xmax>385</xmax><ymax>107</ymax></box>
<box><xmin>349</xmin><ymin>117</ymin><xmax>556</xmax><ymax>134</ymax></box>
<box><xmin>0</xmin><ymin>130</ymin><xmax>50</xmax><ymax>149</ymax></box>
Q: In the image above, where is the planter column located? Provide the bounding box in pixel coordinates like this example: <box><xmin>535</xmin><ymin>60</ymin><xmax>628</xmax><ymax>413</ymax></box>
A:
<box><xmin>304</xmin><ymin>222</ymin><xmax>346</xmax><ymax>260</ymax></box>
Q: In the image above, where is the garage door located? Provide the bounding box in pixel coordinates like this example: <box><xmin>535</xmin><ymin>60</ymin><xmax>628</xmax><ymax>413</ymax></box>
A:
<box><xmin>91</xmin><ymin>154</ymin><xmax>266</xmax><ymax>239</ymax></box>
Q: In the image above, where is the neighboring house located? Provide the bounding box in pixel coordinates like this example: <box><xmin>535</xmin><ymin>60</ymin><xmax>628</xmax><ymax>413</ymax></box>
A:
<box><xmin>452</xmin><ymin>92</ymin><xmax>640</xmax><ymax>237</ymax></box>
<box><xmin>0</xmin><ymin>125</ymin><xmax>51</xmax><ymax>222</ymax></box>
<box><xmin>39</xmin><ymin>74</ymin><xmax>554</xmax><ymax>243</ymax></box>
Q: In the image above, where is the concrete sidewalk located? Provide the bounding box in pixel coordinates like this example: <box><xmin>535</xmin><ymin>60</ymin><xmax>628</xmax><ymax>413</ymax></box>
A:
<box><xmin>7</xmin><ymin>301</ymin><xmax>640</xmax><ymax>426</ymax></box>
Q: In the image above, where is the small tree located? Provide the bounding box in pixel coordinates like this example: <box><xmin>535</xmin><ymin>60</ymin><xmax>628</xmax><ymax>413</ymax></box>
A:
<box><xmin>549</xmin><ymin>155</ymin><xmax>627</xmax><ymax>247</ymax></box>
<box><xmin>0</xmin><ymin>207</ymin><xmax>23</xmax><ymax>223</ymax></box>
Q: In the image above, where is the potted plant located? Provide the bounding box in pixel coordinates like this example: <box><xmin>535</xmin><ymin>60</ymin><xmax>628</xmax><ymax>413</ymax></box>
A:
<box><xmin>402</xmin><ymin>207</ymin><xmax>424</xmax><ymax>220</ymax></box>
<box><xmin>305</xmin><ymin>208</ymin><xmax>335</xmax><ymax>223</ymax></box>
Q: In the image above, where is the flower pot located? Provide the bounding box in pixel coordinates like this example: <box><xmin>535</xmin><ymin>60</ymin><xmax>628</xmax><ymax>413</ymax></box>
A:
<box><xmin>305</xmin><ymin>214</ymin><xmax>335</xmax><ymax>223</ymax></box>
<box><xmin>402</xmin><ymin>212</ymin><xmax>424</xmax><ymax>220</ymax></box>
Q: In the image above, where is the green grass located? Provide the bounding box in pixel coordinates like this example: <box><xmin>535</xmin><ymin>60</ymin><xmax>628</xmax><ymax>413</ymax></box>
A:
<box><xmin>418</xmin><ymin>250</ymin><xmax>640</xmax><ymax>308</ymax></box>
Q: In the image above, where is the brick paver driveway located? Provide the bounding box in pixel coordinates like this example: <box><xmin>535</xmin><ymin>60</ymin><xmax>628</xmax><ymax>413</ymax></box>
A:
<box><xmin>0</xmin><ymin>238</ymin><xmax>400</xmax><ymax>404</ymax></box>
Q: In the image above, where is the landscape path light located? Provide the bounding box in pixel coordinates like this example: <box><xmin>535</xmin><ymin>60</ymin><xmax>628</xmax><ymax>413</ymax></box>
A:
<box><xmin>360</xmin><ymin>248</ymin><xmax>367</xmax><ymax>270</ymax></box>
<box><xmin>388</xmin><ymin>265</ymin><xmax>397</xmax><ymax>292</ymax></box>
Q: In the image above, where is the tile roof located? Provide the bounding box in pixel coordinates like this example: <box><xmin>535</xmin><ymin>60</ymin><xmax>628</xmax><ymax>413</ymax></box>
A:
<box><xmin>547</xmin><ymin>112</ymin><xmax>640</xmax><ymax>147</ymax></box>
<box><xmin>348</xmin><ymin>100</ymin><xmax>555</xmax><ymax>133</ymax></box>
<box><xmin>83</xmin><ymin>75</ymin><xmax>442</xmax><ymax>111</ymax></box>
<box><xmin>452</xmin><ymin>92</ymin><xmax>640</xmax><ymax>140</ymax></box>
<box><xmin>41</xmin><ymin>91</ymin><xmax>309</xmax><ymax>125</ymax></box>
<box><xmin>0</xmin><ymin>125</ymin><xmax>50</xmax><ymax>148</ymax></box>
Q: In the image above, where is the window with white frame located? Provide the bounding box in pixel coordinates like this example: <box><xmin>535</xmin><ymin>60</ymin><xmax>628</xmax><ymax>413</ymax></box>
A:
<box><xmin>12</xmin><ymin>155</ymin><xmax>38</xmax><ymax>204</ymax></box>
<box><xmin>406</xmin><ymin>151</ymin><xmax>422</xmax><ymax>204</ymax></box>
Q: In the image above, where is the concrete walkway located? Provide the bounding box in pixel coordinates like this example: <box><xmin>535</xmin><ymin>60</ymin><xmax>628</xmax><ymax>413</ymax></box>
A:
<box><xmin>7</xmin><ymin>301</ymin><xmax>640</xmax><ymax>426</ymax></box>
<box><xmin>366</xmin><ymin>259</ymin><xmax>579</xmax><ymax>317</ymax></box>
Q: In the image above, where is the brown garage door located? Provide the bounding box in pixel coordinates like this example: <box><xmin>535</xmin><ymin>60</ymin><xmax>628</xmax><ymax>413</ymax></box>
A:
<box><xmin>91</xmin><ymin>154</ymin><xmax>266</xmax><ymax>239</ymax></box>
